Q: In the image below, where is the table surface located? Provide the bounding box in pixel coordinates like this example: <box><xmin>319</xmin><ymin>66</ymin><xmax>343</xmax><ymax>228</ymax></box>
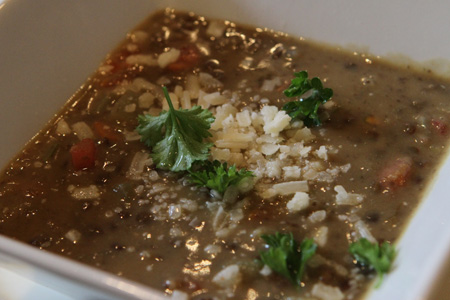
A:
<box><xmin>426</xmin><ymin>252</ymin><xmax>450</xmax><ymax>300</ymax></box>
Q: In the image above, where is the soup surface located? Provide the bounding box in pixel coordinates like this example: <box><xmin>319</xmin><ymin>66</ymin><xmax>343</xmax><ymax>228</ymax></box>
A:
<box><xmin>1</xmin><ymin>9</ymin><xmax>450</xmax><ymax>300</ymax></box>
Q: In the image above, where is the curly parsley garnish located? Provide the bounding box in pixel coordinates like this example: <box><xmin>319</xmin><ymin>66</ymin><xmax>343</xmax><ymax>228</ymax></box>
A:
<box><xmin>259</xmin><ymin>232</ymin><xmax>317</xmax><ymax>286</ymax></box>
<box><xmin>349</xmin><ymin>238</ymin><xmax>396</xmax><ymax>287</ymax></box>
<box><xmin>188</xmin><ymin>160</ymin><xmax>254</xmax><ymax>195</ymax></box>
<box><xmin>137</xmin><ymin>87</ymin><xmax>215</xmax><ymax>172</ymax></box>
<box><xmin>282</xmin><ymin>71</ymin><xmax>333</xmax><ymax>127</ymax></box>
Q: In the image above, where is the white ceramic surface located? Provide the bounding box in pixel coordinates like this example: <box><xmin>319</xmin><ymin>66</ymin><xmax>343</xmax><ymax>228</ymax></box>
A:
<box><xmin>1</xmin><ymin>1</ymin><xmax>450</xmax><ymax>299</ymax></box>
<box><xmin>0</xmin><ymin>266</ymin><xmax>73</xmax><ymax>300</ymax></box>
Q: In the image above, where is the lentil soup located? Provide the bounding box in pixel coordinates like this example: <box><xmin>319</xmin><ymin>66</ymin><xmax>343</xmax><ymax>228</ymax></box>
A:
<box><xmin>1</xmin><ymin>9</ymin><xmax>450</xmax><ymax>300</ymax></box>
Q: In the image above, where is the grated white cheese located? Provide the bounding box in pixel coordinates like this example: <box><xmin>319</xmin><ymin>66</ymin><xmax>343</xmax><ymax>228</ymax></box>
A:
<box><xmin>236</xmin><ymin>110</ymin><xmax>252</xmax><ymax>127</ymax></box>
<box><xmin>311</xmin><ymin>282</ymin><xmax>344</xmax><ymax>300</ymax></box>
<box><xmin>171</xmin><ymin>290</ymin><xmax>189</xmax><ymax>300</ymax></box>
<box><xmin>68</xmin><ymin>185</ymin><xmax>101</xmax><ymax>200</ymax></box>
<box><xmin>97</xmin><ymin>64</ymin><xmax>114</xmax><ymax>74</ymax></box>
<box><xmin>315</xmin><ymin>145</ymin><xmax>329</xmax><ymax>160</ymax></box>
<box><xmin>287</xmin><ymin>192</ymin><xmax>310</xmax><ymax>213</ymax></box>
<box><xmin>65</xmin><ymin>229</ymin><xmax>81</xmax><ymax>243</ymax></box>
<box><xmin>126</xmin><ymin>43</ymin><xmax>139</xmax><ymax>53</ymax></box>
<box><xmin>261</xmin><ymin>77</ymin><xmax>281</xmax><ymax>92</ymax></box>
<box><xmin>260</xmin><ymin>143</ymin><xmax>280</xmax><ymax>156</ymax></box>
<box><xmin>308</xmin><ymin>210</ymin><xmax>327</xmax><ymax>223</ymax></box>
<box><xmin>138</xmin><ymin>92</ymin><xmax>155</xmax><ymax>109</ymax></box>
<box><xmin>260</xmin><ymin>264</ymin><xmax>272</xmax><ymax>276</ymax></box>
<box><xmin>124</xmin><ymin>130</ymin><xmax>141</xmax><ymax>142</ymax></box>
<box><xmin>354</xmin><ymin>220</ymin><xmax>377</xmax><ymax>243</ymax></box>
<box><xmin>181</xmin><ymin>91</ymin><xmax>192</xmax><ymax>109</ymax></box>
<box><xmin>124</xmin><ymin>103</ymin><xmax>136</xmax><ymax>113</ymax></box>
<box><xmin>203</xmin><ymin>92</ymin><xmax>228</xmax><ymax>106</ymax></box>
<box><xmin>71</xmin><ymin>121</ymin><xmax>94</xmax><ymax>140</ymax></box>
<box><xmin>204</xmin><ymin>244</ymin><xmax>222</xmax><ymax>256</ymax></box>
<box><xmin>212</xmin><ymin>265</ymin><xmax>242</xmax><ymax>289</ymax></box>
<box><xmin>157</xmin><ymin>48</ymin><xmax>180</xmax><ymax>68</ymax></box>
<box><xmin>127</xmin><ymin>151</ymin><xmax>153</xmax><ymax>180</ymax></box>
<box><xmin>282</xmin><ymin>166</ymin><xmax>301</xmax><ymax>180</ymax></box>
<box><xmin>126</xmin><ymin>54</ymin><xmax>157</xmax><ymax>67</ymax></box>
<box><xmin>334</xmin><ymin>185</ymin><xmax>364</xmax><ymax>205</ymax></box>
<box><xmin>314</xmin><ymin>226</ymin><xmax>329</xmax><ymax>247</ymax></box>
<box><xmin>131</xmin><ymin>77</ymin><xmax>158</xmax><ymax>92</ymax></box>
<box><xmin>273</xmin><ymin>181</ymin><xmax>309</xmax><ymax>195</ymax></box>
<box><xmin>56</xmin><ymin>119</ymin><xmax>71</xmax><ymax>135</ymax></box>
<box><xmin>265</xmin><ymin>160</ymin><xmax>282</xmax><ymax>178</ymax></box>
<box><xmin>206</xmin><ymin>20</ymin><xmax>226</xmax><ymax>38</ymax></box>
<box><xmin>168</xmin><ymin>204</ymin><xmax>182</xmax><ymax>220</ymax></box>
<box><xmin>199</xmin><ymin>72</ymin><xmax>224</xmax><ymax>90</ymax></box>
<box><xmin>292</xmin><ymin>127</ymin><xmax>315</xmax><ymax>143</ymax></box>
<box><xmin>129</xmin><ymin>30</ymin><xmax>149</xmax><ymax>44</ymax></box>
<box><xmin>261</xmin><ymin>106</ymin><xmax>291</xmax><ymax>137</ymax></box>
<box><xmin>211</xmin><ymin>147</ymin><xmax>231</xmax><ymax>161</ymax></box>
<box><xmin>185</xmin><ymin>74</ymin><xmax>200</xmax><ymax>99</ymax></box>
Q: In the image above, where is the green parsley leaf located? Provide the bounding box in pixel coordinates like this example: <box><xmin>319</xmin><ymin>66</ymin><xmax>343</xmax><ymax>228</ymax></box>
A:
<box><xmin>282</xmin><ymin>71</ymin><xmax>333</xmax><ymax>127</ymax></box>
<box><xmin>259</xmin><ymin>232</ymin><xmax>317</xmax><ymax>286</ymax></box>
<box><xmin>137</xmin><ymin>87</ymin><xmax>215</xmax><ymax>172</ymax></box>
<box><xmin>349</xmin><ymin>238</ymin><xmax>396</xmax><ymax>288</ymax></box>
<box><xmin>188</xmin><ymin>160</ymin><xmax>254</xmax><ymax>195</ymax></box>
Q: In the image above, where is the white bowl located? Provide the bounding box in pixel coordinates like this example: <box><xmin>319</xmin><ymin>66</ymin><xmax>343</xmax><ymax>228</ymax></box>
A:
<box><xmin>1</xmin><ymin>1</ymin><xmax>450</xmax><ymax>299</ymax></box>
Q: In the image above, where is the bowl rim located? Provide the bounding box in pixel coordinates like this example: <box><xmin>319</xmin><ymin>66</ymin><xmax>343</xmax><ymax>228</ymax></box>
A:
<box><xmin>1</xmin><ymin>1</ymin><xmax>450</xmax><ymax>299</ymax></box>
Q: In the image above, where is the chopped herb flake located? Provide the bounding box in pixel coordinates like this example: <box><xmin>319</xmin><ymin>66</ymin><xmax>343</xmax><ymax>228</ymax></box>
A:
<box><xmin>349</xmin><ymin>238</ymin><xmax>396</xmax><ymax>288</ymax></box>
<box><xmin>260</xmin><ymin>232</ymin><xmax>317</xmax><ymax>286</ymax></box>
<box><xmin>282</xmin><ymin>71</ymin><xmax>333</xmax><ymax>127</ymax></box>
<box><xmin>188</xmin><ymin>160</ymin><xmax>254</xmax><ymax>195</ymax></box>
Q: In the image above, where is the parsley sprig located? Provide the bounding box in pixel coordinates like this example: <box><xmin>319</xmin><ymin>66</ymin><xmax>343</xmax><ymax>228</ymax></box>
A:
<box><xmin>282</xmin><ymin>71</ymin><xmax>333</xmax><ymax>127</ymax></box>
<box><xmin>188</xmin><ymin>160</ymin><xmax>253</xmax><ymax>195</ymax></box>
<box><xmin>260</xmin><ymin>232</ymin><xmax>317</xmax><ymax>286</ymax></box>
<box><xmin>349</xmin><ymin>238</ymin><xmax>396</xmax><ymax>288</ymax></box>
<box><xmin>137</xmin><ymin>87</ymin><xmax>215</xmax><ymax>172</ymax></box>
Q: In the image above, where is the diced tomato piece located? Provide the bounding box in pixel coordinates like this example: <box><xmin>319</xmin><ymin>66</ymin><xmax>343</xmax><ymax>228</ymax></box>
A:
<box><xmin>93</xmin><ymin>121</ymin><xmax>121</xmax><ymax>142</ymax></box>
<box><xmin>178</xmin><ymin>44</ymin><xmax>201</xmax><ymax>64</ymax></box>
<box><xmin>431</xmin><ymin>119</ymin><xmax>448</xmax><ymax>135</ymax></box>
<box><xmin>365</xmin><ymin>115</ymin><xmax>381</xmax><ymax>126</ymax></box>
<box><xmin>70</xmin><ymin>138</ymin><xmax>96</xmax><ymax>170</ymax></box>
<box><xmin>378</xmin><ymin>156</ymin><xmax>413</xmax><ymax>190</ymax></box>
<box><xmin>167</xmin><ymin>44</ymin><xmax>201</xmax><ymax>72</ymax></box>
